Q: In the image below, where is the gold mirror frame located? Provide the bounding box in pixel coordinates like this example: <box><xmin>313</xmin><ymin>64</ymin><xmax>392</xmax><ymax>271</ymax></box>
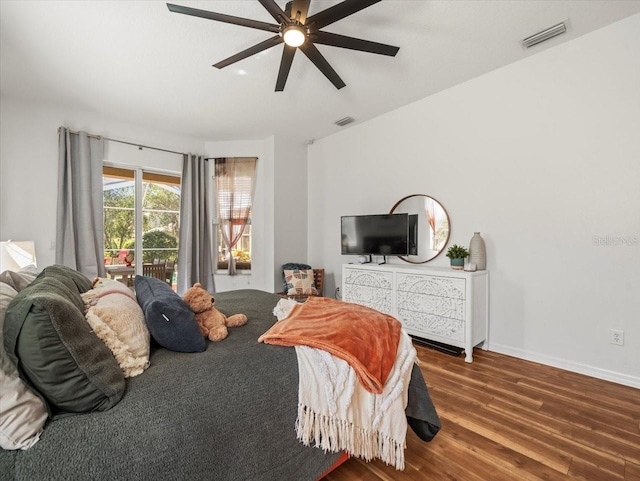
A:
<box><xmin>389</xmin><ymin>194</ymin><xmax>451</xmax><ymax>264</ymax></box>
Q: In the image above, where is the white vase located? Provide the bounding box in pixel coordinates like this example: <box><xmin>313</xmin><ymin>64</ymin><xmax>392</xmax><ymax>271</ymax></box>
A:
<box><xmin>469</xmin><ymin>232</ymin><xmax>486</xmax><ymax>270</ymax></box>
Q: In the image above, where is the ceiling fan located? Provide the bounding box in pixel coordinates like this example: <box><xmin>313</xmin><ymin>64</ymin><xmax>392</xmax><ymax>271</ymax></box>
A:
<box><xmin>167</xmin><ymin>0</ymin><xmax>399</xmax><ymax>91</ymax></box>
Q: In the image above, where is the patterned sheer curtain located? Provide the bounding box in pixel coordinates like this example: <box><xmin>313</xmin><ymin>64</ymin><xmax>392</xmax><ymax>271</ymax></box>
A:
<box><xmin>56</xmin><ymin>127</ymin><xmax>106</xmax><ymax>279</ymax></box>
<box><xmin>425</xmin><ymin>197</ymin><xmax>447</xmax><ymax>251</ymax></box>
<box><xmin>214</xmin><ymin>157</ymin><xmax>257</xmax><ymax>275</ymax></box>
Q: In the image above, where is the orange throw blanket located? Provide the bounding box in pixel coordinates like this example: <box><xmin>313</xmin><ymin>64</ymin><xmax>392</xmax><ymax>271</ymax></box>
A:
<box><xmin>258</xmin><ymin>297</ymin><xmax>401</xmax><ymax>394</ymax></box>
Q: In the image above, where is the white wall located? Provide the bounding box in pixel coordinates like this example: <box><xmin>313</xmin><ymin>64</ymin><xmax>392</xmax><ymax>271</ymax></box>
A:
<box><xmin>308</xmin><ymin>14</ymin><xmax>640</xmax><ymax>387</ymax></box>
<box><xmin>204</xmin><ymin>137</ymin><xmax>308</xmax><ymax>293</ymax></box>
<box><xmin>273</xmin><ymin>137</ymin><xmax>308</xmax><ymax>291</ymax></box>
<box><xmin>0</xmin><ymin>95</ymin><xmax>308</xmax><ymax>296</ymax></box>
<box><xmin>204</xmin><ymin>138</ymin><xmax>274</xmax><ymax>293</ymax></box>
<box><xmin>0</xmin><ymin>95</ymin><xmax>204</xmax><ymax>268</ymax></box>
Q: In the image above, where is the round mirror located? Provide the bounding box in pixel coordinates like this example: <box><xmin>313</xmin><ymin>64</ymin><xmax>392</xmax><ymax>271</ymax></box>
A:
<box><xmin>389</xmin><ymin>194</ymin><xmax>451</xmax><ymax>264</ymax></box>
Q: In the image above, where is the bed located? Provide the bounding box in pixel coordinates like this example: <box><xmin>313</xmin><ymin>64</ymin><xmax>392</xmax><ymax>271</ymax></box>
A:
<box><xmin>0</xmin><ymin>288</ymin><xmax>440</xmax><ymax>481</ymax></box>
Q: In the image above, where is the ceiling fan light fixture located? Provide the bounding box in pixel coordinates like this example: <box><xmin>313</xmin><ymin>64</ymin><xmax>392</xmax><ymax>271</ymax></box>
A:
<box><xmin>282</xmin><ymin>25</ymin><xmax>306</xmax><ymax>47</ymax></box>
<box><xmin>168</xmin><ymin>1</ymin><xmax>400</xmax><ymax>91</ymax></box>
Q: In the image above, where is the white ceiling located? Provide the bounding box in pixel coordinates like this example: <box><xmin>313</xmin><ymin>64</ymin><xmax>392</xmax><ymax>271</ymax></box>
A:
<box><xmin>2</xmin><ymin>1</ymin><xmax>639</xmax><ymax>144</ymax></box>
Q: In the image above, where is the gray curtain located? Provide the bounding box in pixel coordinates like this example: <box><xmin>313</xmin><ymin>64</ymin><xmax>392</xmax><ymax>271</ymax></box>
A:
<box><xmin>177</xmin><ymin>154</ymin><xmax>215</xmax><ymax>294</ymax></box>
<box><xmin>56</xmin><ymin>127</ymin><xmax>105</xmax><ymax>279</ymax></box>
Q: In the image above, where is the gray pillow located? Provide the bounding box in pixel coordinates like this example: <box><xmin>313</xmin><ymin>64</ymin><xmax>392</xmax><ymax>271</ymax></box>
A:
<box><xmin>134</xmin><ymin>275</ymin><xmax>205</xmax><ymax>353</ymax></box>
<box><xmin>3</xmin><ymin>276</ymin><xmax>125</xmax><ymax>418</ymax></box>
<box><xmin>0</xmin><ymin>264</ymin><xmax>39</xmax><ymax>292</ymax></box>
<box><xmin>34</xmin><ymin>264</ymin><xmax>93</xmax><ymax>294</ymax></box>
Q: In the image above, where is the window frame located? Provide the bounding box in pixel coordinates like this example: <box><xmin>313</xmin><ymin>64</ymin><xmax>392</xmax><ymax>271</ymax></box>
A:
<box><xmin>213</xmin><ymin>161</ymin><xmax>255</xmax><ymax>273</ymax></box>
<box><xmin>215</xmin><ymin>220</ymin><xmax>252</xmax><ymax>272</ymax></box>
<box><xmin>103</xmin><ymin>164</ymin><xmax>181</xmax><ymax>277</ymax></box>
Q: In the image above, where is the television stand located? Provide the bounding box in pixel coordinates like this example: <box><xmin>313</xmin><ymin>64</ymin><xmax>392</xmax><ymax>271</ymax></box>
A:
<box><xmin>378</xmin><ymin>256</ymin><xmax>387</xmax><ymax>265</ymax></box>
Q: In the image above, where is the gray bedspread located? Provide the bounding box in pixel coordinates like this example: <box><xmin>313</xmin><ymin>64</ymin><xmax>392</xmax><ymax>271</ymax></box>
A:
<box><xmin>0</xmin><ymin>289</ymin><xmax>440</xmax><ymax>481</ymax></box>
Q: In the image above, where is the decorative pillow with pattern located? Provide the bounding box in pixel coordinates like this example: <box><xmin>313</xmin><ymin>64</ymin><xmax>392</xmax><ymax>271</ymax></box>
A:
<box><xmin>284</xmin><ymin>269</ymin><xmax>317</xmax><ymax>296</ymax></box>
<box><xmin>281</xmin><ymin>263</ymin><xmax>311</xmax><ymax>292</ymax></box>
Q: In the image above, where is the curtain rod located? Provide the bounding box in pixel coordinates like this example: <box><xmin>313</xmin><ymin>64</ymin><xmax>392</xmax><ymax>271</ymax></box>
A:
<box><xmin>60</xmin><ymin>127</ymin><xmax>186</xmax><ymax>156</ymax></box>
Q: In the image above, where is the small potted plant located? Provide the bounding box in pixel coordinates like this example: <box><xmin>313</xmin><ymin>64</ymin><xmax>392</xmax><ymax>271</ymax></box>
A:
<box><xmin>124</xmin><ymin>251</ymin><xmax>134</xmax><ymax>267</ymax></box>
<box><xmin>446</xmin><ymin>244</ymin><xmax>469</xmax><ymax>270</ymax></box>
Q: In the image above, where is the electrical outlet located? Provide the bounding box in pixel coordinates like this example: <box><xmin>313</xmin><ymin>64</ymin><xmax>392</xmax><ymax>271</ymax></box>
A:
<box><xmin>610</xmin><ymin>329</ymin><xmax>624</xmax><ymax>346</ymax></box>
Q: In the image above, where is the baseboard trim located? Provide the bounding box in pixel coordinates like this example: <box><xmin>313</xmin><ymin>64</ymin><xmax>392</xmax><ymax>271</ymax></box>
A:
<box><xmin>488</xmin><ymin>343</ymin><xmax>640</xmax><ymax>389</ymax></box>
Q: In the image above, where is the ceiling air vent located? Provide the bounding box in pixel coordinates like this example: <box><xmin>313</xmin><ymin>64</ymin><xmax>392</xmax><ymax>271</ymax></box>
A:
<box><xmin>522</xmin><ymin>21</ymin><xmax>567</xmax><ymax>49</ymax></box>
<box><xmin>335</xmin><ymin>117</ymin><xmax>355</xmax><ymax>127</ymax></box>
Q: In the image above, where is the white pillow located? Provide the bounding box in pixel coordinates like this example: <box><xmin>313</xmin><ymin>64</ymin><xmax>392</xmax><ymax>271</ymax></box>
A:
<box><xmin>82</xmin><ymin>278</ymin><xmax>150</xmax><ymax>378</ymax></box>
<box><xmin>0</xmin><ymin>264</ymin><xmax>39</xmax><ymax>292</ymax></box>
<box><xmin>0</xmin><ymin>282</ymin><xmax>48</xmax><ymax>450</ymax></box>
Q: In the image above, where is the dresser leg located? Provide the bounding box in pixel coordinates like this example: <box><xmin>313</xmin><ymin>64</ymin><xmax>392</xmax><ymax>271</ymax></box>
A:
<box><xmin>464</xmin><ymin>349</ymin><xmax>473</xmax><ymax>363</ymax></box>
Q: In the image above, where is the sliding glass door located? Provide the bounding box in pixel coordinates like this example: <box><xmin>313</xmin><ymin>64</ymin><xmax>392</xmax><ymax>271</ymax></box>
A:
<box><xmin>103</xmin><ymin>166</ymin><xmax>180</xmax><ymax>286</ymax></box>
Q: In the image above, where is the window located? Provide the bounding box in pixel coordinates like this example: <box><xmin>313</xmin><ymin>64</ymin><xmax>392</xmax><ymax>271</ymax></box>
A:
<box><xmin>216</xmin><ymin>222</ymin><xmax>252</xmax><ymax>270</ymax></box>
<box><xmin>214</xmin><ymin>158</ymin><xmax>257</xmax><ymax>272</ymax></box>
<box><xmin>103</xmin><ymin>166</ymin><xmax>181</xmax><ymax>271</ymax></box>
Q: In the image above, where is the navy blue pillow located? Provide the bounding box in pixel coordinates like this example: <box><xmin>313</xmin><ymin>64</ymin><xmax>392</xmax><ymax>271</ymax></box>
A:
<box><xmin>134</xmin><ymin>276</ymin><xmax>205</xmax><ymax>353</ymax></box>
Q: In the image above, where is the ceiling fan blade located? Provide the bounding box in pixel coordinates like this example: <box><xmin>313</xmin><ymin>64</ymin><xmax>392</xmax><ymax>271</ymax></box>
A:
<box><xmin>258</xmin><ymin>0</ymin><xmax>289</xmax><ymax>24</ymax></box>
<box><xmin>306</xmin><ymin>0</ymin><xmax>381</xmax><ymax>30</ymax></box>
<box><xmin>275</xmin><ymin>45</ymin><xmax>297</xmax><ymax>91</ymax></box>
<box><xmin>299</xmin><ymin>42</ymin><xmax>346</xmax><ymax>89</ymax></box>
<box><xmin>291</xmin><ymin>0</ymin><xmax>311</xmax><ymax>24</ymax></box>
<box><xmin>213</xmin><ymin>35</ymin><xmax>283</xmax><ymax>69</ymax></box>
<box><xmin>311</xmin><ymin>31</ymin><xmax>399</xmax><ymax>56</ymax></box>
<box><xmin>167</xmin><ymin>3</ymin><xmax>279</xmax><ymax>33</ymax></box>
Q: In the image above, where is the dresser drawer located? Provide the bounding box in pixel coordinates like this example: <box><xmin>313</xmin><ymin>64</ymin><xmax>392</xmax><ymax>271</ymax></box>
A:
<box><xmin>398</xmin><ymin>309</ymin><xmax>465</xmax><ymax>342</ymax></box>
<box><xmin>396</xmin><ymin>273</ymin><xmax>465</xmax><ymax>300</ymax></box>
<box><xmin>396</xmin><ymin>290</ymin><xmax>464</xmax><ymax>321</ymax></box>
<box><xmin>343</xmin><ymin>268</ymin><xmax>393</xmax><ymax>314</ymax></box>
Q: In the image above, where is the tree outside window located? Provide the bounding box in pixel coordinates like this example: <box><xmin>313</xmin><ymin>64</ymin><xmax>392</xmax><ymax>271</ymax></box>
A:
<box><xmin>103</xmin><ymin>167</ymin><xmax>180</xmax><ymax>267</ymax></box>
<box><xmin>216</xmin><ymin>223</ymin><xmax>252</xmax><ymax>270</ymax></box>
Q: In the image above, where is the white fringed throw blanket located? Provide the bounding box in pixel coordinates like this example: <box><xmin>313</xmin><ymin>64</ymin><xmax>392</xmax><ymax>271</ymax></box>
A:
<box><xmin>268</xmin><ymin>298</ymin><xmax>417</xmax><ymax>470</ymax></box>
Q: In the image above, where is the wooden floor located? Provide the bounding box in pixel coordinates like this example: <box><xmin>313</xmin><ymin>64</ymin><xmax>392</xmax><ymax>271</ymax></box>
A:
<box><xmin>324</xmin><ymin>344</ymin><xmax>640</xmax><ymax>481</ymax></box>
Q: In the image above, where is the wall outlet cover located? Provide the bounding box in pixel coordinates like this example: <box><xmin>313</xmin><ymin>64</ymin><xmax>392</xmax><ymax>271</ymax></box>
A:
<box><xmin>610</xmin><ymin>329</ymin><xmax>624</xmax><ymax>346</ymax></box>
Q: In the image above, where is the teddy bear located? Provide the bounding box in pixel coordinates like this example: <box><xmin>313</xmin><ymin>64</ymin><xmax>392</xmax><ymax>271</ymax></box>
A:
<box><xmin>183</xmin><ymin>282</ymin><xmax>247</xmax><ymax>342</ymax></box>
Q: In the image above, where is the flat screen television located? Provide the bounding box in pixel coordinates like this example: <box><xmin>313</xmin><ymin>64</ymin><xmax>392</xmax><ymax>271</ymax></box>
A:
<box><xmin>341</xmin><ymin>213</ymin><xmax>412</xmax><ymax>256</ymax></box>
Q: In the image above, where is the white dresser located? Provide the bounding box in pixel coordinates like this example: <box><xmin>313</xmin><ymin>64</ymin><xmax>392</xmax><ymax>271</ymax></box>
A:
<box><xmin>342</xmin><ymin>263</ymin><xmax>489</xmax><ymax>362</ymax></box>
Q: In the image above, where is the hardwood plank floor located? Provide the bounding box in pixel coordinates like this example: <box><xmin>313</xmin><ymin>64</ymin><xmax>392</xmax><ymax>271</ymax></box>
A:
<box><xmin>324</xmin><ymin>344</ymin><xmax>640</xmax><ymax>481</ymax></box>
